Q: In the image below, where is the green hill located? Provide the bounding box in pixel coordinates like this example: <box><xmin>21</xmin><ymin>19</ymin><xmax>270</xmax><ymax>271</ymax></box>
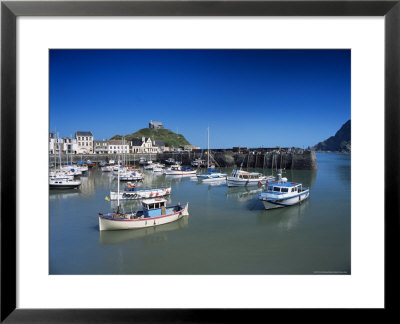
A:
<box><xmin>111</xmin><ymin>128</ymin><xmax>190</xmax><ymax>148</ymax></box>
<box><xmin>313</xmin><ymin>120</ymin><xmax>351</xmax><ymax>152</ymax></box>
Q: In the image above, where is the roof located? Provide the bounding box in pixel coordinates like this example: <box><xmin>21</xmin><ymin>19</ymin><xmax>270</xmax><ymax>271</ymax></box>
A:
<box><xmin>131</xmin><ymin>137</ymin><xmax>143</xmax><ymax>146</ymax></box>
<box><xmin>109</xmin><ymin>140</ymin><xmax>128</xmax><ymax>145</ymax></box>
<box><xmin>142</xmin><ymin>198</ymin><xmax>167</xmax><ymax>205</ymax></box>
<box><xmin>267</xmin><ymin>181</ymin><xmax>300</xmax><ymax>187</ymax></box>
<box><xmin>75</xmin><ymin>131</ymin><xmax>93</xmax><ymax>137</ymax></box>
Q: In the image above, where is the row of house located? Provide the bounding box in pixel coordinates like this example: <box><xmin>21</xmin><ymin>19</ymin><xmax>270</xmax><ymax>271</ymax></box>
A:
<box><xmin>49</xmin><ymin>131</ymin><xmax>168</xmax><ymax>155</ymax></box>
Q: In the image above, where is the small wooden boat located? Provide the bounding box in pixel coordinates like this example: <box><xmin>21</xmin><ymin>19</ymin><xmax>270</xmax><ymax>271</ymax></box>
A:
<box><xmin>98</xmin><ymin>198</ymin><xmax>189</xmax><ymax>231</ymax></box>
<box><xmin>258</xmin><ymin>173</ymin><xmax>309</xmax><ymax>209</ymax></box>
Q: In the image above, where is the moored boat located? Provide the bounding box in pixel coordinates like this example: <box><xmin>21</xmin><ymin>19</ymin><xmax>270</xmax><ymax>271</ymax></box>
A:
<box><xmin>164</xmin><ymin>165</ymin><xmax>196</xmax><ymax>175</ymax></box>
<box><xmin>197</xmin><ymin>127</ymin><xmax>226</xmax><ymax>181</ymax></box>
<box><xmin>98</xmin><ymin>198</ymin><xmax>189</xmax><ymax>231</ymax></box>
<box><xmin>87</xmin><ymin>160</ymin><xmax>96</xmax><ymax>168</ymax></box>
<box><xmin>49</xmin><ymin>177</ymin><xmax>81</xmax><ymax>189</ymax></box>
<box><xmin>197</xmin><ymin>169</ymin><xmax>227</xmax><ymax>181</ymax></box>
<box><xmin>227</xmin><ymin>169</ymin><xmax>274</xmax><ymax>187</ymax></box>
<box><xmin>191</xmin><ymin>158</ymin><xmax>206</xmax><ymax>168</ymax></box>
<box><xmin>110</xmin><ymin>183</ymin><xmax>171</xmax><ymax>200</ymax></box>
<box><xmin>258</xmin><ymin>173</ymin><xmax>309</xmax><ymax>209</ymax></box>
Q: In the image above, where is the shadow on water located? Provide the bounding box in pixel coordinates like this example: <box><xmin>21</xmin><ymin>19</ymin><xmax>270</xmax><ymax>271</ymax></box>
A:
<box><xmin>255</xmin><ymin>200</ymin><xmax>310</xmax><ymax>231</ymax></box>
<box><xmin>99</xmin><ymin>216</ymin><xmax>189</xmax><ymax>245</ymax></box>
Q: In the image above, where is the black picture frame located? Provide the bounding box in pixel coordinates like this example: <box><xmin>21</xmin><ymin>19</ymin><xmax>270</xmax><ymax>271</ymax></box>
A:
<box><xmin>1</xmin><ymin>0</ymin><xmax>399</xmax><ymax>322</ymax></box>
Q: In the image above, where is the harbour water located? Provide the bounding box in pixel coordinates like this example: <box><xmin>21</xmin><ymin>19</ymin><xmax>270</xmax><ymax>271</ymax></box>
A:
<box><xmin>49</xmin><ymin>153</ymin><xmax>350</xmax><ymax>275</ymax></box>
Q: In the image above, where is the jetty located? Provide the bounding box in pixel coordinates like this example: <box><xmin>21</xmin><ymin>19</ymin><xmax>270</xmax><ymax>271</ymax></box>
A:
<box><xmin>49</xmin><ymin>148</ymin><xmax>318</xmax><ymax>170</ymax></box>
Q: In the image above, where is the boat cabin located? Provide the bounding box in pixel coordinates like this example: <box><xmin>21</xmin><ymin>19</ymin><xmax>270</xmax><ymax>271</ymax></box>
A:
<box><xmin>266</xmin><ymin>182</ymin><xmax>303</xmax><ymax>193</ymax></box>
<box><xmin>141</xmin><ymin>198</ymin><xmax>179</xmax><ymax>217</ymax></box>
<box><xmin>231</xmin><ymin>169</ymin><xmax>262</xmax><ymax>179</ymax></box>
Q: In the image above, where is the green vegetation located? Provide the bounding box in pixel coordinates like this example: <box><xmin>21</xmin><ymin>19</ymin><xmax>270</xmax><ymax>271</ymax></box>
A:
<box><xmin>111</xmin><ymin>128</ymin><xmax>190</xmax><ymax>148</ymax></box>
<box><xmin>313</xmin><ymin>120</ymin><xmax>351</xmax><ymax>153</ymax></box>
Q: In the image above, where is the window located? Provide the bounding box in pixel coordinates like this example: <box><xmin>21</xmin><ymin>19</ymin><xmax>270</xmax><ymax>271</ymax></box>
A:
<box><xmin>273</xmin><ymin>187</ymin><xmax>281</xmax><ymax>192</ymax></box>
<box><xmin>281</xmin><ymin>188</ymin><xmax>289</xmax><ymax>193</ymax></box>
<box><xmin>268</xmin><ymin>186</ymin><xmax>273</xmax><ymax>191</ymax></box>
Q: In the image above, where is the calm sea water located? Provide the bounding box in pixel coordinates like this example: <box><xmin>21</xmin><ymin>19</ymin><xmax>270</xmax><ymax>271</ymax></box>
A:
<box><xmin>49</xmin><ymin>153</ymin><xmax>350</xmax><ymax>275</ymax></box>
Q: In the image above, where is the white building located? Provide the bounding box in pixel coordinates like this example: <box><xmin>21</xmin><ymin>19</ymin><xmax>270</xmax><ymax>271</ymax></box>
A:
<box><xmin>108</xmin><ymin>140</ymin><xmax>130</xmax><ymax>154</ymax></box>
<box><xmin>75</xmin><ymin>131</ymin><xmax>94</xmax><ymax>154</ymax></box>
<box><xmin>94</xmin><ymin>140</ymin><xmax>109</xmax><ymax>154</ymax></box>
<box><xmin>131</xmin><ymin>137</ymin><xmax>158</xmax><ymax>154</ymax></box>
<box><xmin>49</xmin><ymin>133</ymin><xmax>77</xmax><ymax>154</ymax></box>
<box><xmin>63</xmin><ymin>137</ymin><xmax>78</xmax><ymax>154</ymax></box>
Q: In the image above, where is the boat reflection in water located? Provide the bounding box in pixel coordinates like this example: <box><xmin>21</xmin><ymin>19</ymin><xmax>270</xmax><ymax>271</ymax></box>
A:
<box><xmin>49</xmin><ymin>190</ymin><xmax>80</xmax><ymax>200</ymax></box>
<box><xmin>99</xmin><ymin>214</ymin><xmax>188</xmax><ymax>245</ymax></box>
<box><xmin>256</xmin><ymin>199</ymin><xmax>310</xmax><ymax>232</ymax></box>
<box><xmin>225</xmin><ymin>186</ymin><xmax>262</xmax><ymax>202</ymax></box>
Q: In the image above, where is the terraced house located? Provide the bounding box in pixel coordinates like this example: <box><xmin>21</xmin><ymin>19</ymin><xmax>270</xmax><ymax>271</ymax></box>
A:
<box><xmin>75</xmin><ymin>131</ymin><xmax>94</xmax><ymax>154</ymax></box>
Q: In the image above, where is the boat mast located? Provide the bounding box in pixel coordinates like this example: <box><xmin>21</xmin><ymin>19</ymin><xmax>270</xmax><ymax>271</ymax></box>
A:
<box><xmin>117</xmin><ymin>159</ymin><xmax>120</xmax><ymax>208</ymax></box>
<box><xmin>207</xmin><ymin>126</ymin><xmax>210</xmax><ymax>169</ymax></box>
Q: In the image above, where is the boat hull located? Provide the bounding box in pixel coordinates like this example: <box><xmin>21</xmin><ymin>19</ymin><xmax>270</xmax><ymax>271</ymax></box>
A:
<box><xmin>98</xmin><ymin>203</ymin><xmax>189</xmax><ymax>231</ymax></box>
<box><xmin>261</xmin><ymin>191</ymin><xmax>309</xmax><ymax>209</ymax></box>
<box><xmin>49</xmin><ymin>183</ymin><xmax>81</xmax><ymax>189</ymax></box>
<box><xmin>164</xmin><ymin>170</ymin><xmax>196</xmax><ymax>175</ymax></box>
<box><xmin>227</xmin><ymin>178</ymin><xmax>266</xmax><ymax>187</ymax></box>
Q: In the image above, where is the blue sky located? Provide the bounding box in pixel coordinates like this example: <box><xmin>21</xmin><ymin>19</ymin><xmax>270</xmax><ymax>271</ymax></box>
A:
<box><xmin>50</xmin><ymin>49</ymin><xmax>350</xmax><ymax>148</ymax></box>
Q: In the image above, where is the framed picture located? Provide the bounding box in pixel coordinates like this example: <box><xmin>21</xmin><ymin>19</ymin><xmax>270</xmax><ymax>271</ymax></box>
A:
<box><xmin>1</xmin><ymin>0</ymin><xmax>398</xmax><ymax>321</ymax></box>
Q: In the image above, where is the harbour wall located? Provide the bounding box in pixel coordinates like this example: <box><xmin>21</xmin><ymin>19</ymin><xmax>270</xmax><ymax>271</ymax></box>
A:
<box><xmin>51</xmin><ymin>151</ymin><xmax>318</xmax><ymax>170</ymax></box>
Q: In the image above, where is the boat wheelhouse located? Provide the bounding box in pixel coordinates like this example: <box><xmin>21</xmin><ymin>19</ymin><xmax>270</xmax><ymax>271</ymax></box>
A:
<box><xmin>98</xmin><ymin>198</ymin><xmax>189</xmax><ymax>231</ymax></box>
<box><xmin>227</xmin><ymin>169</ymin><xmax>273</xmax><ymax>187</ymax></box>
<box><xmin>258</xmin><ymin>175</ymin><xmax>309</xmax><ymax>209</ymax></box>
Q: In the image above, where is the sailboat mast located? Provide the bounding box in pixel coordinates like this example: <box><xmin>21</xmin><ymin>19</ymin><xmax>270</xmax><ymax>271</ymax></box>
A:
<box><xmin>207</xmin><ymin>126</ymin><xmax>210</xmax><ymax>168</ymax></box>
<box><xmin>117</xmin><ymin>159</ymin><xmax>120</xmax><ymax>207</ymax></box>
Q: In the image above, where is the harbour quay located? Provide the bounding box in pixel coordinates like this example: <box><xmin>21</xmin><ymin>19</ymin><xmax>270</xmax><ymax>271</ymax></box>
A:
<box><xmin>49</xmin><ymin>148</ymin><xmax>318</xmax><ymax>170</ymax></box>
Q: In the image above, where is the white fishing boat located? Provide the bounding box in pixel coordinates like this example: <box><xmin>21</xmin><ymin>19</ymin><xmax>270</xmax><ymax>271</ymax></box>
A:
<box><xmin>258</xmin><ymin>173</ymin><xmax>310</xmax><ymax>209</ymax></box>
<box><xmin>49</xmin><ymin>177</ymin><xmax>81</xmax><ymax>189</ymax></box>
<box><xmin>164</xmin><ymin>165</ymin><xmax>197</xmax><ymax>175</ymax></box>
<box><xmin>119</xmin><ymin>170</ymin><xmax>144</xmax><ymax>181</ymax></box>
<box><xmin>197</xmin><ymin>127</ymin><xmax>227</xmax><ymax>181</ymax></box>
<box><xmin>227</xmin><ymin>169</ymin><xmax>274</xmax><ymax>187</ymax></box>
<box><xmin>99</xmin><ymin>198</ymin><xmax>189</xmax><ymax>231</ymax></box>
<box><xmin>109</xmin><ymin>182</ymin><xmax>171</xmax><ymax>200</ymax></box>
<box><xmin>49</xmin><ymin>170</ymin><xmax>74</xmax><ymax>180</ymax></box>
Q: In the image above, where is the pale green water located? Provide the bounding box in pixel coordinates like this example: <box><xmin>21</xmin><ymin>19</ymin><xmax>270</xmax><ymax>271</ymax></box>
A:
<box><xmin>49</xmin><ymin>153</ymin><xmax>350</xmax><ymax>274</ymax></box>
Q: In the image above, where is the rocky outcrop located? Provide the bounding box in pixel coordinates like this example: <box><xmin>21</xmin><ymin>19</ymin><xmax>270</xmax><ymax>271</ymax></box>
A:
<box><xmin>313</xmin><ymin>120</ymin><xmax>351</xmax><ymax>153</ymax></box>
